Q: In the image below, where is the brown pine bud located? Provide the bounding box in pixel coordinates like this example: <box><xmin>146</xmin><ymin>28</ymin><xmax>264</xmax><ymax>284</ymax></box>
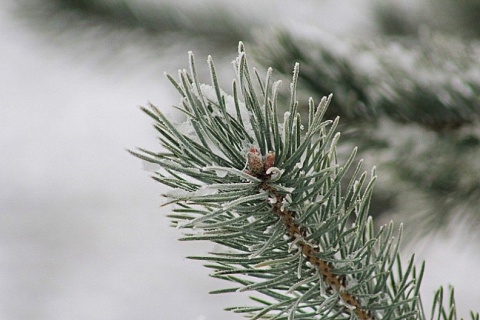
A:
<box><xmin>247</xmin><ymin>147</ymin><xmax>264</xmax><ymax>175</ymax></box>
<box><xmin>264</xmin><ymin>151</ymin><xmax>275</xmax><ymax>172</ymax></box>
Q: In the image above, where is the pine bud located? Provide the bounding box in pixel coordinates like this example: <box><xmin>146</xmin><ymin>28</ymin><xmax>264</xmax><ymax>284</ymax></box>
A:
<box><xmin>247</xmin><ymin>147</ymin><xmax>264</xmax><ymax>175</ymax></box>
<box><xmin>264</xmin><ymin>151</ymin><xmax>275</xmax><ymax>172</ymax></box>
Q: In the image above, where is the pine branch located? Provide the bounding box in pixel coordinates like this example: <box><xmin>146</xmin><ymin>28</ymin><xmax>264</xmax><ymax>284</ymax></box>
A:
<box><xmin>252</xmin><ymin>30</ymin><xmax>480</xmax><ymax>238</ymax></box>
<box><xmin>374</xmin><ymin>0</ymin><xmax>480</xmax><ymax>38</ymax></box>
<box><xmin>132</xmin><ymin>43</ymin><xmax>478</xmax><ymax>319</ymax></box>
<box><xmin>14</xmin><ymin>0</ymin><xmax>255</xmax><ymax>54</ymax></box>
<box><xmin>254</xmin><ymin>29</ymin><xmax>480</xmax><ymax>131</ymax></box>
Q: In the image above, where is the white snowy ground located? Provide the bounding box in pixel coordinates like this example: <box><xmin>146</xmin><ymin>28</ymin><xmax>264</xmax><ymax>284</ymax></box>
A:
<box><xmin>1</xmin><ymin>1</ymin><xmax>479</xmax><ymax>319</ymax></box>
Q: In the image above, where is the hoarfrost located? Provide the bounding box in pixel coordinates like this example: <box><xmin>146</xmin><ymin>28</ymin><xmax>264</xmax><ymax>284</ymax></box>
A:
<box><xmin>164</xmin><ymin>185</ymin><xmax>218</xmax><ymax>199</ymax></box>
<box><xmin>282</xmin><ymin>112</ymin><xmax>291</xmax><ymax>142</ymax></box>
<box><xmin>192</xmin><ymin>83</ymin><xmax>254</xmax><ymax>137</ymax></box>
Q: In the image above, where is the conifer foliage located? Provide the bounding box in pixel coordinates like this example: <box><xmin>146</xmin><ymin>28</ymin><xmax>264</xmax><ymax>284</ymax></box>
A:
<box><xmin>132</xmin><ymin>44</ymin><xmax>478</xmax><ymax>319</ymax></box>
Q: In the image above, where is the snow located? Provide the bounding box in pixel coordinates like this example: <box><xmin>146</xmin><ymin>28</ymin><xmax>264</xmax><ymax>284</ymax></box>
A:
<box><xmin>176</xmin><ymin>118</ymin><xmax>196</xmax><ymax>137</ymax></box>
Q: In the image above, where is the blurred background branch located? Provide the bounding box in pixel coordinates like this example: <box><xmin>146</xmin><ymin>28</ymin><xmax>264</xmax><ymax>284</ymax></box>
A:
<box><xmin>13</xmin><ymin>0</ymin><xmax>262</xmax><ymax>82</ymax></box>
<box><xmin>16</xmin><ymin>0</ymin><xmax>256</xmax><ymax>48</ymax></box>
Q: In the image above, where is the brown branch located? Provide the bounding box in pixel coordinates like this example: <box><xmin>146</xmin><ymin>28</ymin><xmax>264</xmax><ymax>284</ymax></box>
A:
<box><xmin>246</xmin><ymin>146</ymin><xmax>373</xmax><ymax>320</ymax></box>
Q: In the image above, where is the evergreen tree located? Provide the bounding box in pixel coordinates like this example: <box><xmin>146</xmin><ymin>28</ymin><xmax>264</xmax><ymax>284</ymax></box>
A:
<box><xmin>131</xmin><ymin>43</ymin><xmax>479</xmax><ymax>319</ymax></box>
